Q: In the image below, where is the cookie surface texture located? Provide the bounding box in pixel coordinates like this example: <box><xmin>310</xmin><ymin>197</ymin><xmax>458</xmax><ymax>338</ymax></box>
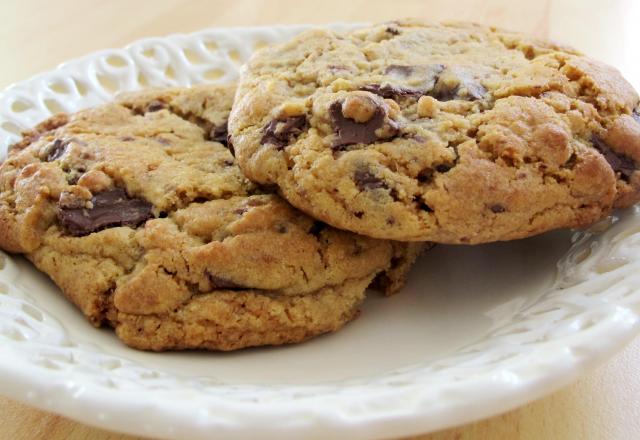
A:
<box><xmin>229</xmin><ymin>20</ymin><xmax>640</xmax><ymax>242</ymax></box>
<box><xmin>0</xmin><ymin>84</ymin><xmax>421</xmax><ymax>351</ymax></box>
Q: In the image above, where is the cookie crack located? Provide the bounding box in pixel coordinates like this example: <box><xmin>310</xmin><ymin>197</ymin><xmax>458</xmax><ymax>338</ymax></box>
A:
<box><xmin>527</xmin><ymin>201</ymin><xmax>586</xmax><ymax>229</ymax></box>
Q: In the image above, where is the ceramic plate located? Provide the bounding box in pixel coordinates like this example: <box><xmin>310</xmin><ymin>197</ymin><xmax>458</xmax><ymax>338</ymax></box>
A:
<box><xmin>0</xmin><ymin>25</ymin><xmax>639</xmax><ymax>440</ymax></box>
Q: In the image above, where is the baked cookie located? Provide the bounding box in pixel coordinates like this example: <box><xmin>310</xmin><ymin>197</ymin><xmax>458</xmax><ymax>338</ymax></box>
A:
<box><xmin>0</xmin><ymin>84</ymin><xmax>424</xmax><ymax>351</ymax></box>
<box><xmin>229</xmin><ymin>20</ymin><xmax>640</xmax><ymax>243</ymax></box>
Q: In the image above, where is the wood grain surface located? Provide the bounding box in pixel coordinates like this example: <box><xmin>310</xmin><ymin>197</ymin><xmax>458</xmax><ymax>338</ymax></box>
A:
<box><xmin>1</xmin><ymin>1</ymin><xmax>639</xmax><ymax>439</ymax></box>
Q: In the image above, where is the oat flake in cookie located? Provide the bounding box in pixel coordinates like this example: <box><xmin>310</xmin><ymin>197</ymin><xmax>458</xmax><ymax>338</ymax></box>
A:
<box><xmin>229</xmin><ymin>20</ymin><xmax>640</xmax><ymax>243</ymax></box>
<box><xmin>0</xmin><ymin>84</ymin><xmax>424</xmax><ymax>351</ymax></box>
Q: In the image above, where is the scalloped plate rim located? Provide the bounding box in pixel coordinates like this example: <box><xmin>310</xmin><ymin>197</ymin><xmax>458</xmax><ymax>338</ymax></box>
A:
<box><xmin>1</xmin><ymin>312</ymin><xmax>638</xmax><ymax>440</ymax></box>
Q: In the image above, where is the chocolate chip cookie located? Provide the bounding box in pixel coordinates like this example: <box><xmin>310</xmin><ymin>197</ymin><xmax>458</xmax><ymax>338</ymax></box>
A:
<box><xmin>0</xmin><ymin>84</ymin><xmax>424</xmax><ymax>351</ymax></box>
<box><xmin>229</xmin><ymin>20</ymin><xmax>640</xmax><ymax>243</ymax></box>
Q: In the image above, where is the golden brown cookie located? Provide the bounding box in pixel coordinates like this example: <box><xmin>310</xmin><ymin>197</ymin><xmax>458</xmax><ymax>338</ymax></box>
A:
<box><xmin>229</xmin><ymin>20</ymin><xmax>640</xmax><ymax>243</ymax></box>
<box><xmin>0</xmin><ymin>84</ymin><xmax>424</xmax><ymax>351</ymax></box>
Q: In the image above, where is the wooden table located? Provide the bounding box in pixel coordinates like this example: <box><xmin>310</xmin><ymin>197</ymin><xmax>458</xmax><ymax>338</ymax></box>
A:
<box><xmin>1</xmin><ymin>1</ymin><xmax>639</xmax><ymax>438</ymax></box>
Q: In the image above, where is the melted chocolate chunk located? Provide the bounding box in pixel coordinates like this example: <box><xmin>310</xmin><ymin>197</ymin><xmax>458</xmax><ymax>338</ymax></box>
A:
<box><xmin>431</xmin><ymin>81</ymin><xmax>486</xmax><ymax>101</ymax></box>
<box><xmin>330</xmin><ymin>102</ymin><xmax>389</xmax><ymax>147</ymax></box>
<box><xmin>385</xmin><ymin>65</ymin><xmax>413</xmax><ymax>77</ymax></box>
<box><xmin>147</xmin><ymin>100</ymin><xmax>166</xmax><ymax>112</ymax></box>
<box><xmin>592</xmin><ymin>135</ymin><xmax>637</xmax><ymax>181</ymax></box>
<box><xmin>431</xmin><ymin>69</ymin><xmax>487</xmax><ymax>101</ymax></box>
<box><xmin>386</xmin><ymin>27</ymin><xmax>400</xmax><ymax>35</ymax></box>
<box><xmin>58</xmin><ymin>188</ymin><xmax>153</xmax><ymax>236</ymax></box>
<box><xmin>261</xmin><ymin>116</ymin><xmax>308</xmax><ymax>149</ymax></box>
<box><xmin>209</xmin><ymin>123</ymin><xmax>228</xmax><ymax>145</ymax></box>
<box><xmin>207</xmin><ymin>273</ymin><xmax>245</xmax><ymax>289</ymax></box>
<box><xmin>436</xmin><ymin>164</ymin><xmax>452</xmax><ymax>173</ymax></box>
<box><xmin>44</xmin><ymin>139</ymin><xmax>69</xmax><ymax>162</ymax></box>
<box><xmin>360</xmin><ymin>84</ymin><xmax>423</xmax><ymax>100</ymax></box>
<box><xmin>490</xmin><ymin>204</ymin><xmax>506</xmax><ymax>213</ymax></box>
<box><xmin>354</xmin><ymin>169</ymin><xmax>388</xmax><ymax>191</ymax></box>
<box><xmin>417</xmin><ymin>168</ymin><xmax>434</xmax><ymax>184</ymax></box>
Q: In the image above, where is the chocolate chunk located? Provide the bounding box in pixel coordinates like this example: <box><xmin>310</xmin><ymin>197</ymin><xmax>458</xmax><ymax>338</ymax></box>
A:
<box><xmin>436</xmin><ymin>164</ymin><xmax>452</xmax><ymax>173</ymax></box>
<box><xmin>417</xmin><ymin>168</ymin><xmax>434</xmax><ymax>183</ymax></box>
<box><xmin>430</xmin><ymin>86</ymin><xmax>456</xmax><ymax>101</ymax></box>
<box><xmin>261</xmin><ymin>116</ymin><xmax>308</xmax><ymax>149</ymax></box>
<box><xmin>209</xmin><ymin>122</ymin><xmax>228</xmax><ymax>145</ymax></box>
<box><xmin>431</xmin><ymin>69</ymin><xmax>487</xmax><ymax>101</ymax></box>
<box><xmin>58</xmin><ymin>188</ymin><xmax>153</xmax><ymax>236</ymax></box>
<box><xmin>44</xmin><ymin>139</ymin><xmax>68</xmax><ymax>162</ymax></box>
<box><xmin>386</xmin><ymin>27</ymin><xmax>400</xmax><ymax>35</ymax></box>
<box><xmin>591</xmin><ymin>135</ymin><xmax>637</xmax><ymax>181</ymax></box>
<box><xmin>360</xmin><ymin>84</ymin><xmax>423</xmax><ymax>100</ymax></box>
<box><xmin>330</xmin><ymin>101</ymin><xmax>392</xmax><ymax>147</ymax></box>
<box><xmin>385</xmin><ymin>65</ymin><xmax>413</xmax><ymax>77</ymax></box>
<box><xmin>354</xmin><ymin>169</ymin><xmax>388</xmax><ymax>191</ymax></box>
<box><xmin>432</xmin><ymin>81</ymin><xmax>486</xmax><ymax>101</ymax></box>
<box><xmin>147</xmin><ymin>100</ymin><xmax>165</xmax><ymax>112</ymax></box>
<box><xmin>207</xmin><ymin>273</ymin><xmax>244</xmax><ymax>289</ymax></box>
<box><xmin>120</xmin><ymin>136</ymin><xmax>135</xmax><ymax>142</ymax></box>
<box><xmin>490</xmin><ymin>204</ymin><xmax>506</xmax><ymax>213</ymax></box>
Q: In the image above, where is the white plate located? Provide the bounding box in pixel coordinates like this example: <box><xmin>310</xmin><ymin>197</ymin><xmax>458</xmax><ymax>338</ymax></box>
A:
<box><xmin>1</xmin><ymin>25</ymin><xmax>640</xmax><ymax>440</ymax></box>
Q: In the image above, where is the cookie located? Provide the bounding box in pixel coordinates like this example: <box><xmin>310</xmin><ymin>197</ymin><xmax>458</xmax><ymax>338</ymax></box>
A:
<box><xmin>229</xmin><ymin>20</ymin><xmax>640</xmax><ymax>243</ymax></box>
<box><xmin>0</xmin><ymin>84</ymin><xmax>424</xmax><ymax>351</ymax></box>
